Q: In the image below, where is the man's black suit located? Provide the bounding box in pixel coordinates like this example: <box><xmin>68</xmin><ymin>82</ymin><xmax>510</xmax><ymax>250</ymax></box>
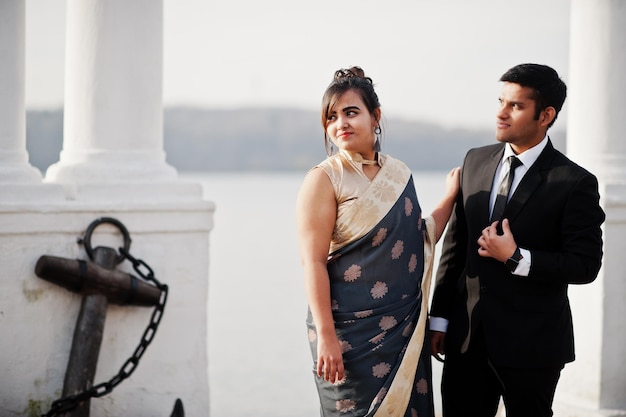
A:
<box><xmin>431</xmin><ymin>139</ymin><xmax>605</xmax><ymax>415</ymax></box>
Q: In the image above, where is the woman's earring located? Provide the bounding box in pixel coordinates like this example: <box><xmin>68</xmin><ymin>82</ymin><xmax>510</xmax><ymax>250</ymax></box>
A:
<box><xmin>374</xmin><ymin>125</ymin><xmax>382</xmax><ymax>152</ymax></box>
<box><xmin>325</xmin><ymin>135</ymin><xmax>335</xmax><ymax>156</ymax></box>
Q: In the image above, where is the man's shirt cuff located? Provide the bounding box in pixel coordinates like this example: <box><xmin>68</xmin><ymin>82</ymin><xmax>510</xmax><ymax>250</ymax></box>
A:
<box><xmin>429</xmin><ymin>316</ymin><xmax>448</xmax><ymax>332</ymax></box>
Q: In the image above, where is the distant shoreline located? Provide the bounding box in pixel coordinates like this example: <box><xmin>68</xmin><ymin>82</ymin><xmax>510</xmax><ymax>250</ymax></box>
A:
<box><xmin>26</xmin><ymin>107</ymin><xmax>566</xmax><ymax>173</ymax></box>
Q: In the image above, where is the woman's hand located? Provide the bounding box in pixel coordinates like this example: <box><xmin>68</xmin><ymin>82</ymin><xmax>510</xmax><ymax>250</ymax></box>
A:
<box><xmin>445</xmin><ymin>167</ymin><xmax>461</xmax><ymax>199</ymax></box>
<box><xmin>316</xmin><ymin>332</ymin><xmax>345</xmax><ymax>384</ymax></box>
<box><xmin>432</xmin><ymin>167</ymin><xmax>461</xmax><ymax>242</ymax></box>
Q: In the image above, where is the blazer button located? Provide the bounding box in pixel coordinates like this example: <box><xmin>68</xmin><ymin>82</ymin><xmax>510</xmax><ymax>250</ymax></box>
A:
<box><xmin>480</xmin><ymin>285</ymin><xmax>488</xmax><ymax>294</ymax></box>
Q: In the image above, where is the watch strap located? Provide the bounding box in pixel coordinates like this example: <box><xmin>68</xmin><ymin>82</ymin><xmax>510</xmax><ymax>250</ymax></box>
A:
<box><xmin>505</xmin><ymin>247</ymin><xmax>523</xmax><ymax>272</ymax></box>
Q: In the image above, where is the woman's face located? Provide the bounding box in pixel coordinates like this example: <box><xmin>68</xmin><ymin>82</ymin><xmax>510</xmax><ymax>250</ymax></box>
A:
<box><xmin>325</xmin><ymin>89</ymin><xmax>379</xmax><ymax>159</ymax></box>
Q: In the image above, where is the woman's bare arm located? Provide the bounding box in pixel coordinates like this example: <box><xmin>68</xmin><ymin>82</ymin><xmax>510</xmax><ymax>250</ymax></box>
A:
<box><xmin>296</xmin><ymin>167</ymin><xmax>344</xmax><ymax>384</ymax></box>
<box><xmin>430</xmin><ymin>167</ymin><xmax>460</xmax><ymax>242</ymax></box>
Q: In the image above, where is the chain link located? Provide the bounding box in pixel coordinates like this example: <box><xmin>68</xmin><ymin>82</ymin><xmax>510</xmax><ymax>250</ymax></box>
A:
<box><xmin>42</xmin><ymin>248</ymin><xmax>168</xmax><ymax>417</ymax></box>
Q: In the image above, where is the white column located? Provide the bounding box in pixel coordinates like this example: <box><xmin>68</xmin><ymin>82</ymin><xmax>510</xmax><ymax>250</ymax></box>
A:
<box><xmin>0</xmin><ymin>0</ymin><xmax>42</xmax><ymax>184</ymax></box>
<box><xmin>557</xmin><ymin>0</ymin><xmax>626</xmax><ymax>415</ymax></box>
<box><xmin>45</xmin><ymin>0</ymin><xmax>176</xmax><ymax>184</ymax></box>
<box><xmin>0</xmin><ymin>1</ymin><xmax>211</xmax><ymax>416</ymax></box>
<box><xmin>567</xmin><ymin>0</ymin><xmax>626</xmax><ymax>182</ymax></box>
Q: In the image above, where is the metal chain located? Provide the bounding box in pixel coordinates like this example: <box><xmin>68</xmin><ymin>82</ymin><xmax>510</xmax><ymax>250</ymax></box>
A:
<box><xmin>42</xmin><ymin>248</ymin><xmax>168</xmax><ymax>417</ymax></box>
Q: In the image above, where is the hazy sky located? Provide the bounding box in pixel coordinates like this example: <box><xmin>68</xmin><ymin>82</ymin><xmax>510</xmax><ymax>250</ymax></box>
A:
<box><xmin>25</xmin><ymin>0</ymin><xmax>571</xmax><ymax>129</ymax></box>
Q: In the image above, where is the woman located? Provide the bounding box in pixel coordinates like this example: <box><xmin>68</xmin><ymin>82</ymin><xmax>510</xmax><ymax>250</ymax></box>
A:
<box><xmin>296</xmin><ymin>66</ymin><xmax>459</xmax><ymax>417</ymax></box>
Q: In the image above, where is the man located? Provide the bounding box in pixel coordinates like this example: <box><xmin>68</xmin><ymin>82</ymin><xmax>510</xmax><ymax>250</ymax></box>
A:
<box><xmin>429</xmin><ymin>63</ymin><xmax>605</xmax><ymax>417</ymax></box>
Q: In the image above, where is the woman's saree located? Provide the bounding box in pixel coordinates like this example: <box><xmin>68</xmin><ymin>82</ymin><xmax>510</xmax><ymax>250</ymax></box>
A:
<box><xmin>307</xmin><ymin>156</ymin><xmax>437</xmax><ymax>417</ymax></box>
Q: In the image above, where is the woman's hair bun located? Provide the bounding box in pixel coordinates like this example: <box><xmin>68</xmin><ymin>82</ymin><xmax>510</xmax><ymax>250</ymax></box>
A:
<box><xmin>334</xmin><ymin>66</ymin><xmax>372</xmax><ymax>84</ymax></box>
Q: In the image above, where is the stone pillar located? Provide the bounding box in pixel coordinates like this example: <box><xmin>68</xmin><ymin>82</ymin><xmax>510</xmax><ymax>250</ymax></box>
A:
<box><xmin>0</xmin><ymin>1</ymin><xmax>213</xmax><ymax>416</ymax></box>
<box><xmin>45</xmin><ymin>0</ymin><xmax>176</xmax><ymax>186</ymax></box>
<box><xmin>0</xmin><ymin>0</ymin><xmax>43</xmax><ymax>184</ymax></box>
<box><xmin>556</xmin><ymin>0</ymin><xmax>626</xmax><ymax>415</ymax></box>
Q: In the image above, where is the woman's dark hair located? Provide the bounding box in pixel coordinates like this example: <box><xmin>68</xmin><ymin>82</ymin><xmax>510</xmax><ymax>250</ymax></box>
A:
<box><xmin>499</xmin><ymin>63</ymin><xmax>567</xmax><ymax>128</ymax></box>
<box><xmin>321</xmin><ymin>66</ymin><xmax>382</xmax><ymax>155</ymax></box>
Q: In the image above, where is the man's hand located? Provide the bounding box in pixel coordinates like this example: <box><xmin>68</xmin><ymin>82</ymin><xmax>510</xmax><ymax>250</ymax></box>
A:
<box><xmin>477</xmin><ymin>218</ymin><xmax>517</xmax><ymax>262</ymax></box>
<box><xmin>430</xmin><ymin>330</ymin><xmax>446</xmax><ymax>362</ymax></box>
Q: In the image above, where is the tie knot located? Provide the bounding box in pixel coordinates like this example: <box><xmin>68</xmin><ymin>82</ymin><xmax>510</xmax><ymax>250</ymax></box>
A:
<box><xmin>508</xmin><ymin>156</ymin><xmax>522</xmax><ymax>170</ymax></box>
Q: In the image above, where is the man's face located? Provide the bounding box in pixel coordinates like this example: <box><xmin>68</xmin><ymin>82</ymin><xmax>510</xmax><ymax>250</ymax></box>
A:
<box><xmin>495</xmin><ymin>82</ymin><xmax>547</xmax><ymax>152</ymax></box>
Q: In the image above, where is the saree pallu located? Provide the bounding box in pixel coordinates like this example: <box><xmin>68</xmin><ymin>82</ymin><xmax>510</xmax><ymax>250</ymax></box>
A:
<box><xmin>307</xmin><ymin>158</ymin><xmax>437</xmax><ymax>417</ymax></box>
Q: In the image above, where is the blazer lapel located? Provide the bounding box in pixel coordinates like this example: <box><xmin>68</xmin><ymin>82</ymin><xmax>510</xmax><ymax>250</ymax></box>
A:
<box><xmin>478</xmin><ymin>146</ymin><xmax>505</xmax><ymax>224</ymax></box>
<box><xmin>504</xmin><ymin>140</ymin><xmax>556</xmax><ymax>222</ymax></box>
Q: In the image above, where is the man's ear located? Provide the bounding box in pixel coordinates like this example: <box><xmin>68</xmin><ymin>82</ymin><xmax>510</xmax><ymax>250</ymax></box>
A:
<box><xmin>541</xmin><ymin>107</ymin><xmax>557</xmax><ymax>127</ymax></box>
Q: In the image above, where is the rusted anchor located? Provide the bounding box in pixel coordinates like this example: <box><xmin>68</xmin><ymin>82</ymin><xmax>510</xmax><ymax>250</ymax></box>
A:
<box><xmin>35</xmin><ymin>218</ymin><xmax>183</xmax><ymax>417</ymax></box>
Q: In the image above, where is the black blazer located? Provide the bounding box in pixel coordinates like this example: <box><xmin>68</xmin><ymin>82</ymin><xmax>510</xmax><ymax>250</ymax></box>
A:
<box><xmin>431</xmin><ymin>140</ymin><xmax>605</xmax><ymax>368</ymax></box>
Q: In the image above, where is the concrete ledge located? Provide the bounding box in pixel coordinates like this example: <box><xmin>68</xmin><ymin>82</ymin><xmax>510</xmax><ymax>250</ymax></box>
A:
<box><xmin>554</xmin><ymin>402</ymin><xmax>626</xmax><ymax>417</ymax></box>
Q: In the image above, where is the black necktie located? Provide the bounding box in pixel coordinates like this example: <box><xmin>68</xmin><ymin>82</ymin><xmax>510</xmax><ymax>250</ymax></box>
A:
<box><xmin>491</xmin><ymin>156</ymin><xmax>522</xmax><ymax>223</ymax></box>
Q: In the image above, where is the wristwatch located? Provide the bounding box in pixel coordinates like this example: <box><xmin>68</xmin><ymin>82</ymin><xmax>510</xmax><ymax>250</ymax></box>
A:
<box><xmin>505</xmin><ymin>247</ymin><xmax>523</xmax><ymax>272</ymax></box>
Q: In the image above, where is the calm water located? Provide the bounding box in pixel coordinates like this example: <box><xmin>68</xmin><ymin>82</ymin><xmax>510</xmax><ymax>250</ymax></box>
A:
<box><xmin>181</xmin><ymin>171</ymin><xmax>449</xmax><ymax>417</ymax></box>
